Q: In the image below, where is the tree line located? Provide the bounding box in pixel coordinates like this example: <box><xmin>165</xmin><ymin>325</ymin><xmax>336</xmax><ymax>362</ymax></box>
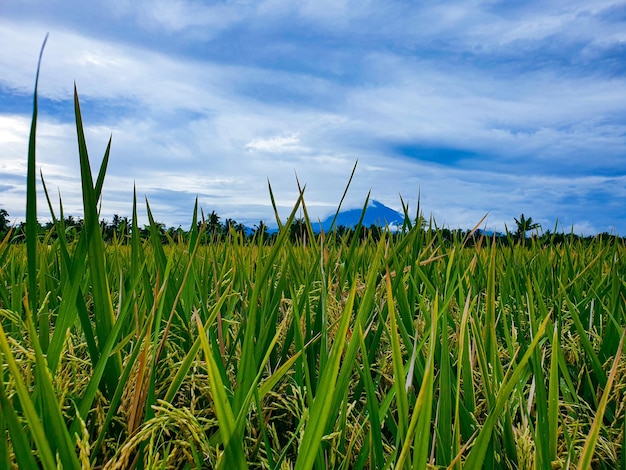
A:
<box><xmin>0</xmin><ymin>208</ymin><xmax>623</xmax><ymax>246</ymax></box>
<box><xmin>0</xmin><ymin>208</ymin><xmax>396</xmax><ymax>245</ymax></box>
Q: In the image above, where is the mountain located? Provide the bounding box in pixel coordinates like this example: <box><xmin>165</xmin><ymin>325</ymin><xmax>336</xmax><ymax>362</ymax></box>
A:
<box><xmin>317</xmin><ymin>200</ymin><xmax>406</xmax><ymax>232</ymax></box>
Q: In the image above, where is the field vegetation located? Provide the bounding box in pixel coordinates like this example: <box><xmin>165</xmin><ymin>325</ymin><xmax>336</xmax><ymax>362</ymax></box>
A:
<box><xmin>1</xmin><ymin>46</ymin><xmax>625</xmax><ymax>469</ymax></box>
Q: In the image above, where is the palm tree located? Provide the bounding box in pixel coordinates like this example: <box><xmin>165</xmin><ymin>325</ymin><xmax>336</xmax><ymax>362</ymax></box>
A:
<box><xmin>253</xmin><ymin>221</ymin><xmax>268</xmax><ymax>243</ymax></box>
<box><xmin>223</xmin><ymin>218</ymin><xmax>236</xmax><ymax>239</ymax></box>
<box><xmin>0</xmin><ymin>209</ymin><xmax>10</xmax><ymax>237</ymax></box>
<box><xmin>290</xmin><ymin>217</ymin><xmax>307</xmax><ymax>244</ymax></box>
<box><xmin>102</xmin><ymin>213</ymin><xmax>125</xmax><ymax>242</ymax></box>
<box><xmin>234</xmin><ymin>222</ymin><xmax>247</xmax><ymax>237</ymax></box>
<box><xmin>514</xmin><ymin>213</ymin><xmax>541</xmax><ymax>240</ymax></box>
<box><xmin>207</xmin><ymin>210</ymin><xmax>221</xmax><ymax>239</ymax></box>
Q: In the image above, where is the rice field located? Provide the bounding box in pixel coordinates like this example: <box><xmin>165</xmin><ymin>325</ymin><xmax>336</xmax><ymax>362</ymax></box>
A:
<box><xmin>0</xmin><ymin>47</ymin><xmax>625</xmax><ymax>470</ymax></box>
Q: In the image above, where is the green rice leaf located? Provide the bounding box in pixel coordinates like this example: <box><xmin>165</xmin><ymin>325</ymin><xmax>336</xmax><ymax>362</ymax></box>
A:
<box><xmin>0</xmin><ymin>339</ymin><xmax>55</xmax><ymax>469</ymax></box>
<box><xmin>26</xmin><ymin>34</ymin><xmax>48</xmax><ymax>334</ymax></box>
<box><xmin>464</xmin><ymin>310</ymin><xmax>552</xmax><ymax>468</ymax></box>
<box><xmin>577</xmin><ymin>330</ymin><xmax>625</xmax><ymax>470</ymax></box>
<box><xmin>194</xmin><ymin>312</ymin><xmax>248</xmax><ymax>470</ymax></box>
<box><xmin>548</xmin><ymin>323</ymin><xmax>560</xmax><ymax>463</ymax></box>
<box><xmin>0</xmin><ymin>354</ymin><xmax>40</xmax><ymax>469</ymax></box>
<box><xmin>294</xmin><ymin>281</ymin><xmax>357</xmax><ymax>470</ymax></box>
<box><xmin>74</xmin><ymin>85</ymin><xmax>122</xmax><ymax>395</ymax></box>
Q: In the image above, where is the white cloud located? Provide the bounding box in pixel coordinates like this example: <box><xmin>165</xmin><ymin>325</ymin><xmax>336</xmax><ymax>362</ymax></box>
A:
<box><xmin>245</xmin><ymin>133</ymin><xmax>305</xmax><ymax>153</ymax></box>
<box><xmin>0</xmin><ymin>1</ymin><xmax>624</xmax><ymax>233</ymax></box>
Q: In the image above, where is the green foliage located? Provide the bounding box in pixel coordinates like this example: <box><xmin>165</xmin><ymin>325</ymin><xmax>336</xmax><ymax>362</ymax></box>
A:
<box><xmin>513</xmin><ymin>213</ymin><xmax>541</xmax><ymax>240</ymax></box>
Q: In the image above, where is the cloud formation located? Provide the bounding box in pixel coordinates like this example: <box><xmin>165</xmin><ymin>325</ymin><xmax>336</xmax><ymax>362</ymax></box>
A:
<box><xmin>0</xmin><ymin>0</ymin><xmax>625</xmax><ymax>234</ymax></box>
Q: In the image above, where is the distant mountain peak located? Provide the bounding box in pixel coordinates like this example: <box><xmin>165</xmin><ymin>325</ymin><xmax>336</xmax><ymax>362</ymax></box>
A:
<box><xmin>318</xmin><ymin>199</ymin><xmax>405</xmax><ymax>231</ymax></box>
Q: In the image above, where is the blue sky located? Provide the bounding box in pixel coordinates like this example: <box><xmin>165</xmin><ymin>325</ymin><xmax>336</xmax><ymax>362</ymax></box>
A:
<box><xmin>1</xmin><ymin>0</ymin><xmax>625</xmax><ymax>234</ymax></box>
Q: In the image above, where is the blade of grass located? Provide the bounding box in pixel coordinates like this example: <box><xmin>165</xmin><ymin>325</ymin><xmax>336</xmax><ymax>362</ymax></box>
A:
<box><xmin>233</xmin><ymin>187</ymin><xmax>304</xmax><ymax>413</ymax></box>
<box><xmin>25</xmin><ymin>301</ymin><xmax>82</xmax><ymax>469</ymax></box>
<box><xmin>294</xmin><ymin>281</ymin><xmax>358</xmax><ymax>470</ymax></box>
<box><xmin>74</xmin><ymin>85</ymin><xmax>122</xmax><ymax>395</ymax></box>
<box><xmin>463</xmin><ymin>310</ymin><xmax>552</xmax><ymax>468</ymax></box>
<box><xmin>327</xmin><ymin>160</ymin><xmax>359</xmax><ymax>233</ymax></box>
<box><xmin>396</xmin><ymin>294</ymin><xmax>437</xmax><ymax>469</ymax></box>
<box><xmin>548</xmin><ymin>322</ymin><xmax>560</xmax><ymax>464</ymax></box>
<box><xmin>90</xmin><ymin>301</ymin><xmax>151</xmax><ymax>464</ymax></box>
<box><xmin>577</xmin><ymin>330</ymin><xmax>625</xmax><ymax>470</ymax></box>
<box><xmin>163</xmin><ymin>293</ymin><xmax>231</xmax><ymax>403</ymax></box>
<box><xmin>194</xmin><ymin>312</ymin><xmax>248</xmax><ymax>470</ymax></box>
<box><xmin>26</xmin><ymin>34</ymin><xmax>48</xmax><ymax>340</ymax></box>
<box><xmin>385</xmin><ymin>268</ymin><xmax>409</xmax><ymax>445</ymax></box>
<box><xmin>562</xmin><ymin>292</ymin><xmax>607</xmax><ymax>388</ymax></box>
<box><xmin>355</xmin><ymin>324</ymin><xmax>385</xmax><ymax>468</ymax></box>
<box><xmin>526</xmin><ymin>277</ymin><xmax>551</xmax><ymax>469</ymax></box>
<box><xmin>68</xmin><ymin>274</ymin><xmax>141</xmax><ymax>438</ymax></box>
<box><xmin>452</xmin><ymin>290</ymin><xmax>475</xmax><ymax>468</ymax></box>
<box><xmin>0</xmin><ymin>349</ymin><xmax>40</xmax><ymax>469</ymax></box>
<box><xmin>0</xmin><ymin>321</ymin><xmax>57</xmax><ymax>469</ymax></box>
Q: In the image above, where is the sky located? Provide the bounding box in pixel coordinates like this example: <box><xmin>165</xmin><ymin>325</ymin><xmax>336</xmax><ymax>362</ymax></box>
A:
<box><xmin>1</xmin><ymin>0</ymin><xmax>625</xmax><ymax>235</ymax></box>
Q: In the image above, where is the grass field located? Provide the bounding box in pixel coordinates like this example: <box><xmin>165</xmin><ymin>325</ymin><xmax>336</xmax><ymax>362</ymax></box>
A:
<box><xmin>0</xmin><ymin>47</ymin><xmax>624</xmax><ymax>469</ymax></box>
